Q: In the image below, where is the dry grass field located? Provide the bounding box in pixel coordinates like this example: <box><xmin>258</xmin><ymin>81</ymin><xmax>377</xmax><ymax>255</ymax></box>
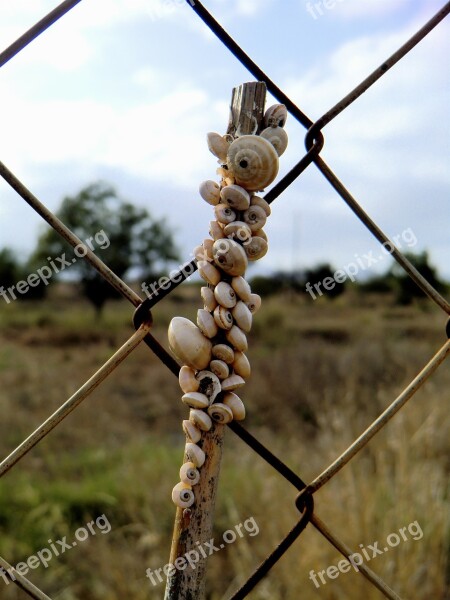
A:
<box><xmin>0</xmin><ymin>286</ymin><xmax>448</xmax><ymax>599</ymax></box>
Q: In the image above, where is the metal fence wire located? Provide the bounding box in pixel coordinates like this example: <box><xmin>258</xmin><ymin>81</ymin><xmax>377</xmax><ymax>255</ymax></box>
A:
<box><xmin>0</xmin><ymin>1</ymin><xmax>449</xmax><ymax>598</ymax></box>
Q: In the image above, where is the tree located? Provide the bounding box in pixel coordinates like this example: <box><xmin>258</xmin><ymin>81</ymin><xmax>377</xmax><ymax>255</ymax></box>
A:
<box><xmin>32</xmin><ymin>182</ymin><xmax>180</xmax><ymax>315</ymax></box>
<box><xmin>304</xmin><ymin>263</ymin><xmax>346</xmax><ymax>300</ymax></box>
<box><xmin>388</xmin><ymin>251</ymin><xmax>447</xmax><ymax>305</ymax></box>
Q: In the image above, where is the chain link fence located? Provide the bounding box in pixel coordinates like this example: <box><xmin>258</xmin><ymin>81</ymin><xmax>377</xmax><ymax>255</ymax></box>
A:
<box><xmin>0</xmin><ymin>1</ymin><xmax>449</xmax><ymax>598</ymax></box>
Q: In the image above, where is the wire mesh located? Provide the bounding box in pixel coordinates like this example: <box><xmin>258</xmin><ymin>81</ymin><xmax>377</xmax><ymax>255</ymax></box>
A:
<box><xmin>0</xmin><ymin>1</ymin><xmax>449</xmax><ymax>598</ymax></box>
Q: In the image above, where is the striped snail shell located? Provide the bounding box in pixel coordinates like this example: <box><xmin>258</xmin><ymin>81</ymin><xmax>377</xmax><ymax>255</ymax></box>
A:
<box><xmin>172</xmin><ymin>482</ymin><xmax>195</xmax><ymax>509</ymax></box>
<box><xmin>227</xmin><ymin>135</ymin><xmax>279</xmax><ymax>192</ymax></box>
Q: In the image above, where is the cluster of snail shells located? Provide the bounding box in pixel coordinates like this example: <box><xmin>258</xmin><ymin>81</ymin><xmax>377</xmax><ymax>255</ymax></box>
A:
<box><xmin>168</xmin><ymin>104</ymin><xmax>288</xmax><ymax>509</ymax></box>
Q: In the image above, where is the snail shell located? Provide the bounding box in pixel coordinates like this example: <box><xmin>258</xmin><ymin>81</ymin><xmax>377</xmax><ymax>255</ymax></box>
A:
<box><xmin>198</xmin><ymin>260</ymin><xmax>221</xmax><ymax>286</ymax></box>
<box><xmin>197</xmin><ymin>308</ymin><xmax>219</xmax><ymax>339</ymax></box>
<box><xmin>189</xmin><ymin>408</ymin><xmax>213</xmax><ymax>432</ymax></box>
<box><xmin>209</xmin><ymin>359</ymin><xmax>229</xmax><ymax>380</ymax></box>
<box><xmin>182</xmin><ymin>419</ymin><xmax>202</xmax><ymax>444</ymax></box>
<box><xmin>199</xmin><ymin>180</ymin><xmax>220</xmax><ymax>205</ymax></box>
<box><xmin>214</xmin><ymin>204</ymin><xmax>237</xmax><ymax>225</ymax></box>
<box><xmin>207</xmin><ymin>132</ymin><xmax>231</xmax><ymax>163</ymax></box>
<box><xmin>253</xmin><ymin>228</ymin><xmax>268</xmax><ymax>242</ymax></box>
<box><xmin>201</xmin><ymin>286</ymin><xmax>218</xmax><ymax>312</ymax></box>
<box><xmin>232</xmin><ymin>351</ymin><xmax>251</xmax><ymax>379</ymax></box>
<box><xmin>243</xmin><ymin>205</ymin><xmax>267</xmax><ymax>232</ymax></box>
<box><xmin>223</xmin><ymin>221</ymin><xmax>252</xmax><ymax>244</ymax></box>
<box><xmin>231</xmin><ymin>276</ymin><xmax>252</xmax><ymax>302</ymax></box>
<box><xmin>225</xmin><ymin>325</ymin><xmax>248</xmax><ymax>352</ymax></box>
<box><xmin>212</xmin><ymin>239</ymin><xmax>248</xmax><ymax>277</ymax></box>
<box><xmin>245</xmin><ymin>236</ymin><xmax>268</xmax><ymax>261</ymax></box>
<box><xmin>246</xmin><ymin>293</ymin><xmax>262</xmax><ymax>314</ymax></box>
<box><xmin>220</xmin><ymin>184</ymin><xmax>250</xmax><ymax>211</ymax></box>
<box><xmin>212</xmin><ymin>343</ymin><xmax>235</xmax><ymax>364</ymax></box>
<box><xmin>203</xmin><ymin>238</ymin><xmax>214</xmax><ymax>258</ymax></box>
<box><xmin>182</xmin><ymin>391</ymin><xmax>210</xmax><ymax>409</ymax></box>
<box><xmin>179</xmin><ymin>366</ymin><xmax>200</xmax><ymax>394</ymax></box>
<box><xmin>193</xmin><ymin>244</ymin><xmax>207</xmax><ymax>262</ymax></box>
<box><xmin>196</xmin><ymin>370</ymin><xmax>221</xmax><ymax>404</ymax></box>
<box><xmin>207</xmin><ymin>402</ymin><xmax>234</xmax><ymax>424</ymax></box>
<box><xmin>209</xmin><ymin>220</ymin><xmax>226</xmax><ymax>241</ymax></box>
<box><xmin>221</xmin><ymin>374</ymin><xmax>246</xmax><ymax>391</ymax></box>
<box><xmin>185</xmin><ymin>442</ymin><xmax>205</xmax><ymax>467</ymax></box>
<box><xmin>172</xmin><ymin>482</ymin><xmax>195</xmax><ymax>509</ymax></box>
<box><xmin>222</xmin><ymin>392</ymin><xmax>246</xmax><ymax>421</ymax></box>
<box><xmin>213</xmin><ymin>305</ymin><xmax>234</xmax><ymax>330</ymax></box>
<box><xmin>227</xmin><ymin>135</ymin><xmax>279</xmax><ymax>192</ymax></box>
<box><xmin>250</xmin><ymin>195</ymin><xmax>271</xmax><ymax>216</ymax></box>
<box><xmin>232</xmin><ymin>301</ymin><xmax>252</xmax><ymax>333</ymax></box>
<box><xmin>180</xmin><ymin>462</ymin><xmax>200</xmax><ymax>486</ymax></box>
<box><xmin>260</xmin><ymin>126</ymin><xmax>288</xmax><ymax>157</ymax></box>
<box><xmin>264</xmin><ymin>103</ymin><xmax>288</xmax><ymax>128</ymax></box>
<box><xmin>214</xmin><ymin>281</ymin><xmax>237</xmax><ymax>309</ymax></box>
<box><xmin>168</xmin><ymin>317</ymin><xmax>212</xmax><ymax>371</ymax></box>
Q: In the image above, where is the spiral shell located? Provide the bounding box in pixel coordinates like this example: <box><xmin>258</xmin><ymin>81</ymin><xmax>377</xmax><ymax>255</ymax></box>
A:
<box><xmin>213</xmin><ymin>305</ymin><xmax>234</xmax><ymax>330</ymax></box>
<box><xmin>201</xmin><ymin>286</ymin><xmax>218</xmax><ymax>312</ymax></box>
<box><xmin>260</xmin><ymin>126</ymin><xmax>288</xmax><ymax>156</ymax></box>
<box><xmin>231</xmin><ymin>301</ymin><xmax>252</xmax><ymax>333</ymax></box>
<box><xmin>214</xmin><ymin>281</ymin><xmax>237</xmax><ymax>308</ymax></box>
<box><xmin>182</xmin><ymin>419</ymin><xmax>201</xmax><ymax>444</ymax></box>
<box><xmin>182</xmin><ymin>391</ymin><xmax>210</xmax><ymax>409</ymax></box>
<box><xmin>197</xmin><ymin>308</ymin><xmax>218</xmax><ymax>339</ymax></box>
<box><xmin>221</xmin><ymin>374</ymin><xmax>246</xmax><ymax>391</ymax></box>
<box><xmin>231</xmin><ymin>276</ymin><xmax>252</xmax><ymax>302</ymax></box>
<box><xmin>199</xmin><ymin>180</ymin><xmax>220</xmax><ymax>205</ymax></box>
<box><xmin>180</xmin><ymin>462</ymin><xmax>200</xmax><ymax>486</ymax></box>
<box><xmin>209</xmin><ymin>220</ymin><xmax>226</xmax><ymax>241</ymax></box>
<box><xmin>220</xmin><ymin>184</ymin><xmax>250</xmax><ymax>210</ymax></box>
<box><xmin>223</xmin><ymin>221</ymin><xmax>252</xmax><ymax>244</ymax></box>
<box><xmin>209</xmin><ymin>359</ymin><xmax>229</xmax><ymax>380</ymax></box>
<box><xmin>212</xmin><ymin>343</ymin><xmax>235</xmax><ymax>364</ymax></box>
<box><xmin>196</xmin><ymin>370</ymin><xmax>221</xmax><ymax>404</ymax></box>
<box><xmin>212</xmin><ymin>239</ymin><xmax>248</xmax><ymax>277</ymax></box>
<box><xmin>245</xmin><ymin>236</ymin><xmax>268</xmax><ymax>261</ymax></box>
<box><xmin>207</xmin><ymin>402</ymin><xmax>234</xmax><ymax>424</ymax></box>
<box><xmin>243</xmin><ymin>205</ymin><xmax>267</xmax><ymax>232</ymax></box>
<box><xmin>232</xmin><ymin>351</ymin><xmax>251</xmax><ymax>379</ymax></box>
<box><xmin>253</xmin><ymin>228</ymin><xmax>268</xmax><ymax>242</ymax></box>
<box><xmin>190</xmin><ymin>408</ymin><xmax>213</xmax><ymax>432</ymax></box>
<box><xmin>227</xmin><ymin>135</ymin><xmax>279</xmax><ymax>192</ymax></box>
<box><xmin>264</xmin><ymin>103</ymin><xmax>288</xmax><ymax>128</ymax></box>
<box><xmin>179</xmin><ymin>366</ymin><xmax>200</xmax><ymax>394</ymax></box>
<box><xmin>185</xmin><ymin>442</ymin><xmax>206</xmax><ymax>468</ymax></box>
<box><xmin>222</xmin><ymin>392</ymin><xmax>246</xmax><ymax>421</ymax></box>
<box><xmin>246</xmin><ymin>293</ymin><xmax>262</xmax><ymax>314</ymax></box>
<box><xmin>225</xmin><ymin>325</ymin><xmax>248</xmax><ymax>352</ymax></box>
<box><xmin>168</xmin><ymin>317</ymin><xmax>212</xmax><ymax>371</ymax></box>
<box><xmin>214</xmin><ymin>204</ymin><xmax>237</xmax><ymax>225</ymax></box>
<box><xmin>207</xmin><ymin>132</ymin><xmax>231</xmax><ymax>163</ymax></box>
<box><xmin>250</xmin><ymin>195</ymin><xmax>271</xmax><ymax>216</ymax></box>
<box><xmin>172</xmin><ymin>482</ymin><xmax>195</xmax><ymax>508</ymax></box>
<box><xmin>198</xmin><ymin>260</ymin><xmax>221</xmax><ymax>286</ymax></box>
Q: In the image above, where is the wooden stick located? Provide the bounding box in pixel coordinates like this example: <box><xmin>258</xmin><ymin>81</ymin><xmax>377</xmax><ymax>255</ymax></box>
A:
<box><xmin>164</xmin><ymin>81</ymin><xmax>267</xmax><ymax>600</ymax></box>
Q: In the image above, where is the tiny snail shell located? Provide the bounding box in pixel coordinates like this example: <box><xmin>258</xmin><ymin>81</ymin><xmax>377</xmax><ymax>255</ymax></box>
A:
<box><xmin>260</xmin><ymin>126</ymin><xmax>288</xmax><ymax>157</ymax></box>
<box><xmin>221</xmin><ymin>374</ymin><xmax>246</xmax><ymax>391</ymax></box>
<box><xmin>245</xmin><ymin>236</ymin><xmax>268</xmax><ymax>261</ymax></box>
<box><xmin>179</xmin><ymin>365</ymin><xmax>200</xmax><ymax>394</ymax></box>
<box><xmin>190</xmin><ymin>408</ymin><xmax>213</xmax><ymax>432</ymax></box>
<box><xmin>264</xmin><ymin>103</ymin><xmax>288</xmax><ymax>128</ymax></box>
<box><xmin>180</xmin><ymin>462</ymin><xmax>200</xmax><ymax>486</ymax></box>
<box><xmin>172</xmin><ymin>482</ymin><xmax>195</xmax><ymax>509</ymax></box>
<box><xmin>214</xmin><ymin>204</ymin><xmax>237</xmax><ymax>225</ymax></box>
<box><xmin>232</xmin><ymin>301</ymin><xmax>252</xmax><ymax>333</ymax></box>
<box><xmin>197</xmin><ymin>308</ymin><xmax>219</xmax><ymax>339</ymax></box>
<box><xmin>222</xmin><ymin>392</ymin><xmax>246</xmax><ymax>421</ymax></box>
<box><xmin>225</xmin><ymin>324</ymin><xmax>248</xmax><ymax>352</ymax></box>
<box><xmin>223</xmin><ymin>221</ymin><xmax>252</xmax><ymax>244</ymax></box>
<box><xmin>201</xmin><ymin>286</ymin><xmax>218</xmax><ymax>312</ymax></box>
<box><xmin>246</xmin><ymin>293</ymin><xmax>262</xmax><ymax>314</ymax></box>
<box><xmin>212</xmin><ymin>343</ymin><xmax>235</xmax><ymax>364</ymax></box>
<box><xmin>198</xmin><ymin>260</ymin><xmax>221</xmax><ymax>286</ymax></box>
<box><xmin>250</xmin><ymin>195</ymin><xmax>271</xmax><ymax>216</ymax></box>
<box><xmin>182</xmin><ymin>391</ymin><xmax>210</xmax><ymax>410</ymax></box>
<box><xmin>243</xmin><ymin>205</ymin><xmax>267</xmax><ymax>232</ymax></box>
<box><xmin>207</xmin><ymin>402</ymin><xmax>234</xmax><ymax>424</ymax></box>
<box><xmin>193</xmin><ymin>244</ymin><xmax>206</xmax><ymax>262</ymax></box>
<box><xmin>214</xmin><ymin>281</ymin><xmax>237</xmax><ymax>309</ymax></box>
<box><xmin>212</xmin><ymin>239</ymin><xmax>248</xmax><ymax>277</ymax></box>
<box><xmin>207</xmin><ymin>132</ymin><xmax>231</xmax><ymax>163</ymax></box>
<box><xmin>182</xmin><ymin>419</ymin><xmax>202</xmax><ymax>444</ymax></box>
<box><xmin>199</xmin><ymin>180</ymin><xmax>220</xmax><ymax>205</ymax></box>
<box><xmin>168</xmin><ymin>317</ymin><xmax>212</xmax><ymax>371</ymax></box>
<box><xmin>195</xmin><ymin>370</ymin><xmax>221</xmax><ymax>404</ymax></box>
<box><xmin>209</xmin><ymin>359</ymin><xmax>230</xmax><ymax>380</ymax></box>
<box><xmin>209</xmin><ymin>220</ymin><xmax>226</xmax><ymax>241</ymax></box>
<box><xmin>227</xmin><ymin>135</ymin><xmax>279</xmax><ymax>192</ymax></box>
<box><xmin>220</xmin><ymin>184</ymin><xmax>250</xmax><ymax>211</ymax></box>
<box><xmin>213</xmin><ymin>305</ymin><xmax>234</xmax><ymax>330</ymax></box>
<box><xmin>253</xmin><ymin>228</ymin><xmax>268</xmax><ymax>242</ymax></box>
<box><xmin>203</xmin><ymin>238</ymin><xmax>214</xmax><ymax>258</ymax></box>
<box><xmin>232</xmin><ymin>351</ymin><xmax>251</xmax><ymax>379</ymax></box>
<box><xmin>231</xmin><ymin>276</ymin><xmax>252</xmax><ymax>302</ymax></box>
<box><xmin>185</xmin><ymin>442</ymin><xmax>206</xmax><ymax>468</ymax></box>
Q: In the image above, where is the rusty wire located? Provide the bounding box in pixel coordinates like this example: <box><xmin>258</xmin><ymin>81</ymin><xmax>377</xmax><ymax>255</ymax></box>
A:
<box><xmin>0</xmin><ymin>0</ymin><xmax>449</xmax><ymax>598</ymax></box>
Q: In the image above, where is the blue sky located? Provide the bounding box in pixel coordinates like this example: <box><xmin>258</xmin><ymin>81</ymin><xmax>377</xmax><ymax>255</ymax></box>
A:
<box><xmin>0</xmin><ymin>0</ymin><xmax>448</xmax><ymax>282</ymax></box>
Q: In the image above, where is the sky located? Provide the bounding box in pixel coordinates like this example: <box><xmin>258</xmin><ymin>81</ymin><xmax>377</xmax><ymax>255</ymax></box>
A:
<box><xmin>0</xmin><ymin>0</ymin><xmax>448</xmax><ymax>284</ymax></box>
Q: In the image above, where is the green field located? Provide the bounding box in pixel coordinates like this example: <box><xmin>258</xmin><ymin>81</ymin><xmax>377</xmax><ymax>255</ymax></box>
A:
<box><xmin>0</xmin><ymin>288</ymin><xmax>448</xmax><ymax>599</ymax></box>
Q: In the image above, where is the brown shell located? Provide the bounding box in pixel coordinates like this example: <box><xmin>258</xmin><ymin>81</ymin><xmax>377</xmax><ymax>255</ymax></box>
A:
<box><xmin>227</xmin><ymin>135</ymin><xmax>279</xmax><ymax>192</ymax></box>
<box><xmin>212</xmin><ymin>239</ymin><xmax>248</xmax><ymax>277</ymax></box>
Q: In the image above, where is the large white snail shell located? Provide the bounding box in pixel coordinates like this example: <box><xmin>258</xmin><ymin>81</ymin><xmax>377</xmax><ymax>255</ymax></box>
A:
<box><xmin>264</xmin><ymin>103</ymin><xmax>288</xmax><ymax>128</ymax></box>
<box><xmin>172</xmin><ymin>482</ymin><xmax>195</xmax><ymax>509</ymax></box>
<box><xmin>222</xmin><ymin>392</ymin><xmax>246</xmax><ymax>421</ymax></box>
<box><xmin>212</xmin><ymin>239</ymin><xmax>248</xmax><ymax>277</ymax></box>
<box><xmin>220</xmin><ymin>184</ymin><xmax>250</xmax><ymax>211</ymax></box>
<box><xmin>179</xmin><ymin>366</ymin><xmax>200</xmax><ymax>394</ymax></box>
<box><xmin>214</xmin><ymin>281</ymin><xmax>237</xmax><ymax>309</ymax></box>
<box><xmin>199</xmin><ymin>180</ymin><xmax>221</xmax><ymax>205</ymax></box>
<box><xmin>227</xmin><ymin>135</ymin><xmax>279</xmax><ymax>192</ymax></box>
<box><xmin>168</xmin><ymin>317</ymin><xmax>212</xmax><ymax>370</ymax></box>
<box><xmin>207</xmin><ymin>402</ymin><xmax>234</xmax><ymax>424</ymax></box>
<box><xmin>207</xmin><ymin>132</ymin><xmax>231</xmax><ymax>163</ymax></box>
<box><xmin>182</xmin><ymin>419</ymin><xmax>202</xmax><ymax>444</ymax></box>
<box><xmin>260</xmin><ymin>126</ymin><xmax>288</xmax><ymax>157</ymax></box>
<box><xmin>180</xmin><ymin>462</ymin><xmax>200</xmax><ymax>486</ymax></box>
<box><xmin>195</xmin><ymin>370</ymin><xmax>221</xmax><ymax>404</ymax></box>
<box><xmin>185</xmin><ymin>442</ymin><xmax>206</xmax><ymax>468</ymax></box>
<box><xmin>190</xmin><ymin>408</ymin><xmax>213</xmax><ymax>432</ymax></box>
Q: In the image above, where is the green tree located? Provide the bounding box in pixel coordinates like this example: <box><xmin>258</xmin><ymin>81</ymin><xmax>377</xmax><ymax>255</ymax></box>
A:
<box><xmin>32</xmin><ymin>182</ymin><xmax>180</xmax><ymax>315</ymax></box>
<box><xmin>388</xmin><ymin>251</ymin><xmax>446</xmax><ymax>305</ymax></box>
<box><xmin>0</xmin><ymin>248</ymin><xmax>20</xmax><ymax>289</ymax></box>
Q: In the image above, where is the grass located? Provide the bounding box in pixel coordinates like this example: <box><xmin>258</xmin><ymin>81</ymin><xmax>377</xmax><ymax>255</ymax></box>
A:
<box><xmin>0</xmin><ymin>286</ymin><xmax>448</xmax><ymax>599</ymax></box>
